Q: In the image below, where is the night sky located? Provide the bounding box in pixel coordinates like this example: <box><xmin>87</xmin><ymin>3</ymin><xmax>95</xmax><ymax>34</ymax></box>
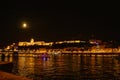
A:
<box><xmin>0</xmin><ymin>1</ymin><xmax>114</xmax><ymax>47</ymax></box>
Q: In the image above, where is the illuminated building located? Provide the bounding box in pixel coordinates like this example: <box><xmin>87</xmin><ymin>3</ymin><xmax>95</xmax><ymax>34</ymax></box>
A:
<box><xmin>55</xmin><ymin>40</ymin><xmax>81</xmax><ymax>44</ymax></box>
<box><xmin>18</xmin><ymin>38</ymin><xmax>53</xmax><ymax>46</ymax></box>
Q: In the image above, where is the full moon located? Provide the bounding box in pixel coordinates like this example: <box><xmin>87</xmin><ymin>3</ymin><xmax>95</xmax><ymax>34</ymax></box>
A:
<box><xmin>22</xmin><ymin>23</ymin><xmax>27</xmax><ymax>28</ymax></box>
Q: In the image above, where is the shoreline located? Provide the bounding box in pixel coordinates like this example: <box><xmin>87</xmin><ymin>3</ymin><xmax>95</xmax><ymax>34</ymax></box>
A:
<box><xmin>0</xmin><ymin>62</ymin><xmax>32</xmax><ymax>80</ymax></box>
<box><xmin>0</xmin><ymin>71</ymin><xmax>32</xmax><ymax>80</ymax></box>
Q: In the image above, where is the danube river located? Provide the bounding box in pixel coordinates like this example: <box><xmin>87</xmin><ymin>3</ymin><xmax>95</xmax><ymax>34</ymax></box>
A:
<box><xmin>1</xmin><ymin>54</ymin><xmax>120</xmax><ymax>80</ymax></box>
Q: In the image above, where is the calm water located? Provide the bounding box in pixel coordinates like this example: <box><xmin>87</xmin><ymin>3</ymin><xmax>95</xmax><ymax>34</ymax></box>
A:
<box><xmin>1</xmin><ymin>54</ymin><xmax>120</xmax><ymax>80</ymax></box>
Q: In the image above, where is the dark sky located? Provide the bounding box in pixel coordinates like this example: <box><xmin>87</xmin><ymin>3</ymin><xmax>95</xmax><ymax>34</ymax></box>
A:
<box><xmin>0</xmin><ymin>1</ymin><xmax>114</xmax><ymax>47</ymax></box>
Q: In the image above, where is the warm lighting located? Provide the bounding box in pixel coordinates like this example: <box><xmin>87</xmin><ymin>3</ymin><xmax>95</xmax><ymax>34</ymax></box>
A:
<box><xmin>30</xmin><ymin>38</ymin><xmax>34</xmax><ymax>43</ymax></box>
<box><xmin>6</xmin><ymin>46</ymin><xmax>10</xmax><ymax>50</ymax></box>
<box><xmin>75</xmin><ymin>40</ymin><xmax>80</xmax><ymax>43</ymax></box>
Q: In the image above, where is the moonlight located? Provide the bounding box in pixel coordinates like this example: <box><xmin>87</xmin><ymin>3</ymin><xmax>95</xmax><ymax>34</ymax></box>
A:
<box><xmin>22</xmin><ymin>23</ymin><xmax>27</xmax><ymax>28</ymax></box>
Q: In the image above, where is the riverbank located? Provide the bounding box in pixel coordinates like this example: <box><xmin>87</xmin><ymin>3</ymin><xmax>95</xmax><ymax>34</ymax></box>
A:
<box><xmin>0</xmin><ymin>71</ymin><xmax>32</xmax><ymax>80</ymax></box>
<box><xmin>0</xmin><ymin>62</ymin><xmax>32</xmax><ymax>80</ymax></box>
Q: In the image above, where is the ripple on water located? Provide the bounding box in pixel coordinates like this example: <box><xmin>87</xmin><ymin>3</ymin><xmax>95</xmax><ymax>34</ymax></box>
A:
<box><xmin>9</xmin><ymin>54</ymin><xmax>120</xmax><ymax>80</ymax></box>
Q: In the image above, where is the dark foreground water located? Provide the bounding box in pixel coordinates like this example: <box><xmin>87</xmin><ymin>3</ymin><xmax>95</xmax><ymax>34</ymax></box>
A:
<box><xmin>1</xmin><ymin>54</ymin><xmax>120</xmax><ymax>80</ymax></box>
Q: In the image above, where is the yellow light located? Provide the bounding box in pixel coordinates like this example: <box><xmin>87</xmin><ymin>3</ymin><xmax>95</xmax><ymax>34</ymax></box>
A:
<box><xmin>22</xmin><ymin>23</ymin><xmax>27</xmax><ymax>28</ymax></box>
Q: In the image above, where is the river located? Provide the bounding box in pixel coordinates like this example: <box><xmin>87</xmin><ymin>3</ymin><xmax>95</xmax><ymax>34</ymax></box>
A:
<box><xmin>1</xmin><ymin>54</ymin><xmax>120</xmax><ymax>80</ymax></box>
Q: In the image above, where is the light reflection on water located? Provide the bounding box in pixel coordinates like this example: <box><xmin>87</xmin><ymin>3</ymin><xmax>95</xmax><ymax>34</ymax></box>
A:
<box><xmin>2</xmin><ymin>54</ymin><xmax>120</xmax><ymax>80</ymax></box>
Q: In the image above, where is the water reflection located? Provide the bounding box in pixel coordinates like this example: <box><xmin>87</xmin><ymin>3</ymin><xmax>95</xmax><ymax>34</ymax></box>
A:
<box><xmin>0</xmin><ymin>55</ymin><xmax>12</xmax><ymax>62</ymax></box>
<box><xmin>1</xmin><ymin>54</ymin><xmax>120</xmax><ymax>80</ymax></box>
<box><xmin>0</xmin><ymin>54</ymin><xmax>5</xmax><ymax>61</ymax></box>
